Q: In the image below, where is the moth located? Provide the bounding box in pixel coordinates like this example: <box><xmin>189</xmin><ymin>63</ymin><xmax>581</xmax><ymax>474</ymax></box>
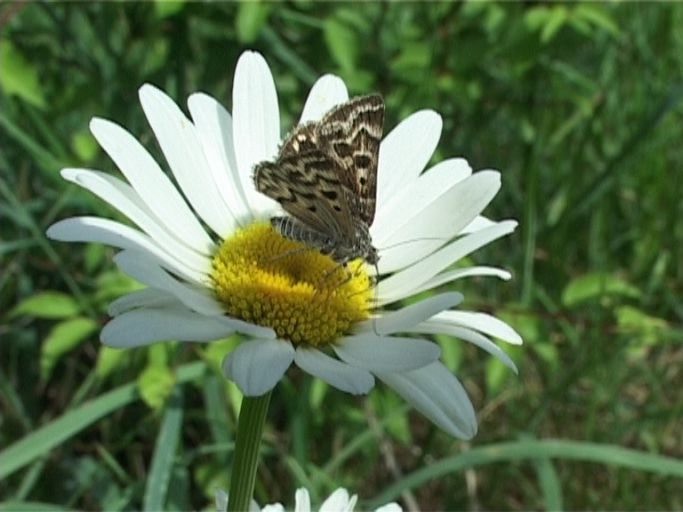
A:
<box><xmin>253</xmin><ymin>94</ymin><xmax>384</xmax><ymax>267</ymax></box>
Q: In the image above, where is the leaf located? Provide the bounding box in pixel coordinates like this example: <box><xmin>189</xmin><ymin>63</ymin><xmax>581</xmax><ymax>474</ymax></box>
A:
<box><xmin>323</xmin><ymin>18</ymin><xmax>358</xmax><ymax>72</ymax></box>
<box><xmin>561</xmin><ymin>272</ymin><xmax>642</xmax><ymax>307</ymax></box>
<box><xmin>616</xmin><ymin>306</ymin><xmax>670</xmax><ymax>346</ymax></box>
<box><xmin>574</xmin><ymin>4</ymin><xmax>621</xmax><ymax>37</ymax></box>
<box><xmin>95</xmin><ymin>346</ymin><xmax>128</xmax><ymax>379</ymax></box>
<box><xmin>485</xmin><ymin>357</ymin><xmax>509</xmax><ymax>396</ymax></box>
<box><xmin>71</xmin><ymin>129</ymin><xmax>99</xmax><ymax>162</ymax></box>
<box><xmin>0</xmin><ymin>39</ymin><xmax>47</xmax><ymax>109</ymax></box>
<box><xmin>11</xmin><ymin>291</ymin><xmax>81</xmax><ymax>319</ymax></box>
<box><xmin>41</xmin><ymin>317</ymin><xmax>98</xmax><ymax>380</ymax></box>
<box><xmin>138</xmin><ymin>364</ymin><xmax>176</xmax><ymax>411</ymax></box>
<box><xmin>153</xmin><ymin>0</ymin><xmax>185</xmax><ymax>19</ymax></box>
<box><xmin>540</xmin><ymin>6</ymin><xmax>568</xmax><ymax>44</ymax></box>
<box><xmin>236</xmin><ymin>2</ymin><xmax>272</xmax><ymax>43</ymax></box>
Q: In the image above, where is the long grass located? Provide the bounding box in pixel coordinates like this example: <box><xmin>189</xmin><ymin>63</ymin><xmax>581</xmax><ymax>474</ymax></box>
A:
<box><xmin>2</xmin><ymin>3</ymin><xmax>682</xmax><ymax>510</ymax></box>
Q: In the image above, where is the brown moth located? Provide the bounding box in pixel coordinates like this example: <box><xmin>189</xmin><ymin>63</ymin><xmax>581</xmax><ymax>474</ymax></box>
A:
<box><xmin>253</xmin><ymin>94</ymin><xmax>384</xmax><ymax>266</ymax></box>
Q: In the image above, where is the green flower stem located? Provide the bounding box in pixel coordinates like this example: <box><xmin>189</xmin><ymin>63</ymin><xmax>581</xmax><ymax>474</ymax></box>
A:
<box><xmin>228</xmin><ymin>390</ymin><xmax>272</xmax><ymax>512</ymax></box>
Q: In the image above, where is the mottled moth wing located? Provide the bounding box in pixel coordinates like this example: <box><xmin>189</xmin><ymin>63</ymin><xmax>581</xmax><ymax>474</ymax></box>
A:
<box><xmin>253</xmin><ymin>94</ymin><xmax>384</xmax><ymax>265</ymax></box>
<box><xmin>278</xmin><ymin>122</ymin><xmax>319</xmax><ymax>157</ymax></box>
<box><xmin>253</xmin><ymin>151</ymin><xmax>352</xmax><ymax>239</ymax></box>
<box><xmin>315</xmin><ymin>94</ymin><xmax>384</xmax><ymax>224</ymax></box>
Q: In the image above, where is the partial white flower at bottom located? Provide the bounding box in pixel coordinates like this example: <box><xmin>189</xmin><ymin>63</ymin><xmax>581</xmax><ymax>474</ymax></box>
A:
<box><xmin>215</xmin><ymin>488</ymin><xmax>401</xmax><ymax>512</ymax></box>
<box><xmin>47</xmin><ymin>50</ymin><xmax>522</xmax><ymax>439</ymax></box>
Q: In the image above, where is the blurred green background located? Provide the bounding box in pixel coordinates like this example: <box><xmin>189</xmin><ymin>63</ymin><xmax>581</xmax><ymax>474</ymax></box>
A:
<box><xmin>2</xmin><ymin>2</ymin><xmax>683</xmax><ymax>510</ymax></box>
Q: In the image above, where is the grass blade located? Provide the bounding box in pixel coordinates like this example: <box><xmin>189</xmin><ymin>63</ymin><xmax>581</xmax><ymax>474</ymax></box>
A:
<box><xmin>143</xmin><ymin>385</ymin><xmax>184</xmax><ymax>511</ymax></box>
<box><xmin>0</xmin><ymin>362</ymin><xmax>205</xmax><ymax>480</ymax></box>
<box><xmin>368</xmin><ymin>439</ymin><xmax>683</xmax><ymax>507</ymax></box>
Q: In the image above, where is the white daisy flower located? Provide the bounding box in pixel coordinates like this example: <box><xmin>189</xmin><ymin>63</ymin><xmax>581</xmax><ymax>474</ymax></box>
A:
<box><xmin>215</xmin><ymin>487</ymin><xmax>401</xmax><ymax>512</ymax></box>
<box><xmin>47</xmin><ymin>50</ymin><xmax>521</xmax><ymax>439</ymax></box>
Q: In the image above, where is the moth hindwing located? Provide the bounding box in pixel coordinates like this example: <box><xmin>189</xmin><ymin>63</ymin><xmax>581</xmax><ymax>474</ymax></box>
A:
<box><xmin>253</xmin><ymin>94</ymin><xmax>384</xmax><ymax>266</ymax></box>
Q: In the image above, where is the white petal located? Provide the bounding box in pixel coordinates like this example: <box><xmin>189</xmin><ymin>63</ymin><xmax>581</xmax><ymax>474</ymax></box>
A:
<box><xmin>378</xmin><ymin>362</ymin><xmax>477</xmax><ymax>439</ymax></box>
<box><xmin>375</xmin><ymin>504</ymin><xmax>402</xmax><ymax>512</ymax></box>
<box><xmin>187</xmin><ymin>92</ymin><xmax>250</xmax><ymax>223</ymax></box>
<box><xmin>294</xmin><ymin>348</ymin><xmax>374</xmax><ymax>395</ymax></box>
<box><xmin>222</xmin><ymin>338</ymin><xmax>294</xmax><ymax>396</ymax></box>
<box><xmin>335</xmin><ymin>335</ymin><xmax>441</xmax><ymax>373</ymax></box>
<box><xmin>376</xmin><ymin>171</ymin><xmax>501</xmax><ymax>274</ymax></box>
<box><xmin>232</xmin><ymin>51</ymin><xmax>281</xmax><ymax>216</ymax></box>
<box><xmin>460</xmin><ymin>215</ymin><xmax>496</xmax><ymax>234</ymax></box>
<box><xmin>47</xmin><ymin>217</ymin><xmax>207</xmax><ymax>285</ymax></box>
<box><xmin>375</xmin><ymin>266</ymin><xmax>511</xmax><ymax>307</ymax></box>
<box><xmin>300</xmin><ymin>74</ymin><xmax>349</xmax><ymax>123</ymax></box>
<box><xmin>89</xmin><ymin>117</ymin><xmax>215</xmax><ymax>254</ymax></box>
<box><xmin>215</xmin><ymin>490</ymin><xmax>228</xmax><ymax>512</ymax></box>
<box><xmin>320</xmin><ymin>488</ymin><xmax>352</xmax><ymax>512</ymax></box>
<box><xmin>294</xmin><ymin>488</ymin><xmax>311</xmax><ymax>512</ymax></box>
<box><xmin>113</xmin><ymin>251</ymin><xmax>223</xmax><ymax>316</ymax></box>
<box><xmin>101</xmin><ymin>307</ymin><xmax>236</xmax><ymax>347</ymax></box>
<box><xmin>373</xmin><ymin>157</ymin><xmax>472</xmax><ymax>235</ymax></box>
<box><xmin>108</xmin><ymin>288</ymin><xmax>179</xmax><ymax>316</ymax></box>
<box><xmin>213</xmin><ymin>316</ymin><xmax>277</xmax><ymax>340</ymax></box>
<box><xmin>61</xmin><ymin>168</ymin><xmax>208</xmax><ymax>272</ymax></box>
<box><xmin>139</xmin><ymin>84</ymin><xmax>235</xmax><ymax>236</ymax></box>
<box><xmin>262</xmin><ymin>505</ymin><xmax>285</xmax><ymax>512</ymax></box>
<box><xmin>376</xmin><ymin>110</ymin><xmax>442</xmax><ymax>207</ymax></box>
<box><xmin>433</xmin><ymin>310</ymin><xmax>523</xmax><ymax>345</ymax></box>
<box><xmin>360</xmin><ymin>292</ymin><xmax>463</xmax><ymax>335</ymax></box>
<box><xmin>377</xmin><ymin>220</ymin><xmax>518</xmax><ymax>302</ymax></box>
<box><xmin>413</xmin><ymin>322</ymin><xmax>518</xmax><ymax>373</ymax></box>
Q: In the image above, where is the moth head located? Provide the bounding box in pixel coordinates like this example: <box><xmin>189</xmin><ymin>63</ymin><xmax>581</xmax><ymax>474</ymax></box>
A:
<box><xmin>366</xmin><ymin>244</ymin><xmax>379</xmax><ymax>266</ymax></box>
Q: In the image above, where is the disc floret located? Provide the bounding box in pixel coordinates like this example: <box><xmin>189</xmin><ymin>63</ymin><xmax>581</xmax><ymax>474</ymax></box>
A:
<box><xmin>211</xmin><ymin>223</ymin><xmax>372</xmax><ymax>347</ymax></box>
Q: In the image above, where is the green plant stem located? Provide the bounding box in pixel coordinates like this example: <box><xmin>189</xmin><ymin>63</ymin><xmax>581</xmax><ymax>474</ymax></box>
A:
<box><xmin>228</xmin><ymin>391</ymin><xmax>272</xmax><ymax>512</ymax></box>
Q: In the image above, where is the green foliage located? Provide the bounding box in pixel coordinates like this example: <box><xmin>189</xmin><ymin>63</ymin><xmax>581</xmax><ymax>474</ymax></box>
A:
<box><xmin>2</xmin><ymin>2</ymin><xmax>683</xmax><ymax>510</ymax></box>
<box><xmin>0</xmin><ymin>39</ymin><xmax>47</xmax><ymax>108</ymax></box>
<box><xmin>10</xmin><ymin>291</ymin><xmax>81</xmax><ymax>319</ymax></box>
<box><xmin>40</xmin><ymin>316</ymin><xmax>98</xmax><ymax>380</ymax></box>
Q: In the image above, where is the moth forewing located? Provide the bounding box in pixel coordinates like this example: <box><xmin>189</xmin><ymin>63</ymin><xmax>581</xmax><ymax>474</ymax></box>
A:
<box><xmin>253</xmin><ymin>94</ymin><xmax>385</xmax><ymax>267</ymax></box>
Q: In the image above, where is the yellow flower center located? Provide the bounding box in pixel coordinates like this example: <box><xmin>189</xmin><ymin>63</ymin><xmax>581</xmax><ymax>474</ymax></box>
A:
<box><xmin>211</xmin><ymin>222</ymin><xmax>373</xmax><ymax>347</ymax></box>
